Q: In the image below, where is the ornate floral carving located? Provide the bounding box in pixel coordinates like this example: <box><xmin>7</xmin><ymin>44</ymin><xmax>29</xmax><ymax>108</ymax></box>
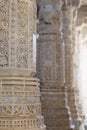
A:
<box><xmin>0</xmin><ymin>104</ymin><xmax>36</xmax><ymax>117</ymax></box>
<box><xmin>17</xmin><ymin>1</ymin><xmax>28</xmax><ymax>68</ymax></box>
<box><xmin>0</xmin><ymin>0</ymin><xmax>9</xmax><ymax>67</ymax></box>
<box><xmin>0</xmin><ymin>1</ymin><xmax>46</xmax><ymax>130</ymax></box>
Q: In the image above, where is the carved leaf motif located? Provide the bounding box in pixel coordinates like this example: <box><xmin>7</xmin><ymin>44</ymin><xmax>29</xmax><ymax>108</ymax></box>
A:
<box><xmin>27</xmin><ymin>105</ymin><xmax>35</xmax><ymax>114</ymax></box>
<box><xmin>14</xmin><ymin>105</ymin><xmax>22</xmax><ymax>115</ymax></box>
<box><xmin>3</xmin><ymin>105</ymin><xmax>12</xmax><ymax>115</ymax></box>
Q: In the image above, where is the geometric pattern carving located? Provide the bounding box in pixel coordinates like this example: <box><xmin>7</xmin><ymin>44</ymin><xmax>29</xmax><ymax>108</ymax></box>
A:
<box><xmin>0</xmin><ymin>104</ymin><xmax>39</xmax><ymax>116</ymax></box>
<box><xmin>56</xmin><ymin>43</ymin><xmax>63</xmax><ymax>82</ymax></box>
<box><xmin>38</xmin><ymin>41</ymin><xmax>64</xmax><ymax>83</ymax></box>
<box><xmin>0</xmin><ymin>76</ymin><xmax>45</xmax><ymax>130</ymax></box>
<box><xmin>0</xmin><ymin>118</ymin><xmax>44</xmax><ymax>128</ymax></box>
<box><xmin>44</xmin><ymin>43</ymin><xmax>53</xmax><ymax>81</ymax></box>
<box><xmin>0</xmin><ymin>0</ymin><xmax>46</xmax><ymax>130</ymax></box>
<box><xmin>17</xmin><ymin>1</ymin><xmax>28</xmax><ymax>68</ymax></box>
<box><xmin>0</xmin><ymin>0</ymin><xmax>9</xmax><ymax>67</ymax></box>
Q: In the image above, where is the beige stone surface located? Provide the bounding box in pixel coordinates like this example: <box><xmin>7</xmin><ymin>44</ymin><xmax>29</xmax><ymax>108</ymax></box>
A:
<box><xmin>0</xmin><ymin>0</ymin><xmax>86</xmax><ymax>130</ymax></box>
<box><xmin>37</xmin><ymin>0</ymin><xmax>83</xmax><ymax>130</ymax></box>
<box><xmin>0</xmin><ymin>0</ymin><xmax>45</xmax><ymax>130</ymax></box>
<box><xmin>37</xmin><ymin>1</ymin><xmax>71</xmax><ymax>130</ymax></box>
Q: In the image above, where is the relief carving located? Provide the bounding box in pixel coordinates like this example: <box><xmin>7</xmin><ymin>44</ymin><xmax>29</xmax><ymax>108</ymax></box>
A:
<box><xmin>0</xmin><ymin>43</ymin><xmax>8</xmax><ymax>67</ymax></box>
<box><xmin>45</xmin><ymin>43</ymin><xmax>53</xmax><ymax>62</ymax></box>
<box><xmin>44</xmin><ymin>43</ymin><xmax>53</xmax><ymax>81</ymax></box>
<box><xmin>0</xmin><ymin>0</ymin><xmax>46</xmax><ymax>130</ymax></box>
<box><xmin>17</xmin><ymin>45</ymin><xmax>28</xmax><ymax>68</ymax></box>
<box><xmin>56</xmin><ymin>44</ymin><xmax>63</xmax><ymax>82</ymax></box>
<box><xmin>17</xmin><ymin>1</ymin><xmax>28</xmax><ymax>68</ymax></box>
<box><xmin>0</xmin><ymin>0</ymin><xmax>9</xmax><ymax>67</ymax></box>
<box><xmin>1</xmin><ymin>104</ymin><xmax>36</xmax><ymax>117</ymax></box>
<box><xmin>44</xmin><ymin>66</ymin><xmax>52</xmax><ymax>80</ymax></box>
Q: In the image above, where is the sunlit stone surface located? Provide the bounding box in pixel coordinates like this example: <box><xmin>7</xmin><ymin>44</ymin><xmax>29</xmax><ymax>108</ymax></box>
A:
<box><xmin>37</xmin><ymin>0</ymin><xmax>86</xmax><ymax>130</ymax></box>
<box><xmin>0</xmin><ymin>0</ymin><xmax>87</xmax><ymax>130</ymax></box>
<box><xmin>0</xmin><ymin>0</ymin><xmax>46</xmax><ymax>130</ymax></box>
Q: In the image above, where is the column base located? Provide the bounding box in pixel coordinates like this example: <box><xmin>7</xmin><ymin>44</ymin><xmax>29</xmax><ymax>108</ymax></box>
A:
<box><xmin>0</xmin><ymin>75</ymin><xmax>46</xmax><ymax>130</ymax></box>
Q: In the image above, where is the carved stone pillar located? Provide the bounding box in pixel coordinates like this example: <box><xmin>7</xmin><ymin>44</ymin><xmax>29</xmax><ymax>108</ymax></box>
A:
<box><xmin>0</xmin><ymin>0</ymin><xmax>46</xmax><ymax>130</ymax></box>
<box><xmin>73</xmin><ymin>29</ymin><xmax>82</xmax><ymax>120</ymax></box>
<box><xmin>62</xmin><ymin>4</ymin><xmax>82</xmax><ymax>129</ymax></box>
<box><xmin>37</xmin><ymin>1</ymin><xmax>72</xmax><ymax>130</ymax></box>
<box><xmin>75</xmin><ymin>5</ymin><xmax>87</xmax><ymax>121</ymax></box>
